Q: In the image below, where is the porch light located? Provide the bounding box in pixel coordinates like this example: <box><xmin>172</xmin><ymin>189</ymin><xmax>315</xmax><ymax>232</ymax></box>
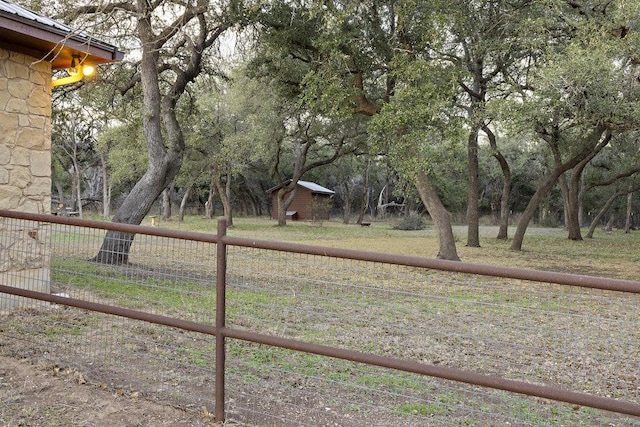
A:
<box><xmin>67</xmin><ymin>55</ymin><xmax>79</xmax><ymax>76</ymax></box>
<box><xmin>51</xmin><ymin>55</ymin><xmax>96</xmax><ymax>88</ymax></box>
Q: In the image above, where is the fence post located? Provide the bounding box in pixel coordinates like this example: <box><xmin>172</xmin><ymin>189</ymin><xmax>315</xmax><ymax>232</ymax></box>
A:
<box><xmin>215</xmin><ymin>217</ymin><xmax>227</xmax><ymax>422</ymax></box>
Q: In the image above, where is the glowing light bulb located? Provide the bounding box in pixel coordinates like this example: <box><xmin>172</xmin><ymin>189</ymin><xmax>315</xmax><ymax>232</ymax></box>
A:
<box><xmin>82</xmin><ymin>64</ymin><xmax>95</xmax><ymax>76</ymax></box>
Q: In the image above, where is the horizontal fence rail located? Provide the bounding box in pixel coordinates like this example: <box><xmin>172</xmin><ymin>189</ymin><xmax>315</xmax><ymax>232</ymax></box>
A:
<box><xmin>1</xmin><ymin>209</ymin><xmax>639</xmax><ymax>426</ymax></box>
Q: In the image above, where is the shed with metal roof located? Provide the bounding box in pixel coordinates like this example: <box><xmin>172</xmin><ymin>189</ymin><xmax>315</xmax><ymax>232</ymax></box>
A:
<box><xmin>266</xmin><ymin>180</ymin><xmax>335</xmax><ymax>221</ymax></box>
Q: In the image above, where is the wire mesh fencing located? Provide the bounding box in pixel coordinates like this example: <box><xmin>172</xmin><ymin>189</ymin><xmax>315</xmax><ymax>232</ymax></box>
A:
<box><xmin>223</xmin><ymin>245</ymin><xmax>640</xmax><ymax>426</ymax></box>
<box><xmin>0</xmin><ymin>211</ymin><xmax>639</xmax><ymax>426</ymax></box>
<box><xmin>0</xmin><ymin>215</ymin><xmax>219</xmax><ymax>412</ymax></box>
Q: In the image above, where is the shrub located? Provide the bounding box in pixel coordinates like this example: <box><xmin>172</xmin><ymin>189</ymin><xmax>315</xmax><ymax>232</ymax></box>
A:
<box><xmin>393</xmin><ymin>214</ymin><xmax>427</xmax><ymax>231</ymax></box>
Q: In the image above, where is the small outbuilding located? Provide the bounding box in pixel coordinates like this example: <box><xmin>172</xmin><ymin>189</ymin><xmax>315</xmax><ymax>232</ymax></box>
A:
<box><xmin>267</xmin><ymin>180</ymin><xmax>335</xmax><ymax>221</ymax></box>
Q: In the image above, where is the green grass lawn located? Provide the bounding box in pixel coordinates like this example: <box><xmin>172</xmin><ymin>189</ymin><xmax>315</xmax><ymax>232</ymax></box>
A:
<box><xmin>137</xmin><ymin>215</ymin><xmax>640</xmax><ymax>280</ymax></box>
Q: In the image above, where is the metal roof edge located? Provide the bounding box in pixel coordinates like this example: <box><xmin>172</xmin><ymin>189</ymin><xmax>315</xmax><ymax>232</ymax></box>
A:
<box><xmin>0</xmin><ymin>1</ymin><xmax>123</xmax><ymax>63</ymax></box>
<box><xmin>266</xmin><ymin>179</ymin><xmax>334</xmax><ymax>195</ymax></box>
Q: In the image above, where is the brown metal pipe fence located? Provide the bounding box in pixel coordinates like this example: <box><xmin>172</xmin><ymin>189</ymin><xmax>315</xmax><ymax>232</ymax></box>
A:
<box><xmin>1</xmin><ymin>209</ymin><xmax>639</xmax><ymax>423</ymax></box>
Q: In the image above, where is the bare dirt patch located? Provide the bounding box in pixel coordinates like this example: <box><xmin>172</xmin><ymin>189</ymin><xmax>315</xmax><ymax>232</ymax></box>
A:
<box><xmin>0</xmin><ymin>355</ymin><xmax>224</xmax><ymax>427</ymax></box>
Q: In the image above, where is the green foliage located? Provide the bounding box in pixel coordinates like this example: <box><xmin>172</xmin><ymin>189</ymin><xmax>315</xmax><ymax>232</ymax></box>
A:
<box><xmin>98</xmin><ymin>124</ymin><xmax>147</xmax><ymax>193</ymax></box>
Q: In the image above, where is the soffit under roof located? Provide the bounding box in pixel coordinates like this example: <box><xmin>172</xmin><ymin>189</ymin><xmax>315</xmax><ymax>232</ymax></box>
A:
<box><xmin>0</xmin><ymin>0</ymin><xmax>123</xmax><ymax>69</ymax></box>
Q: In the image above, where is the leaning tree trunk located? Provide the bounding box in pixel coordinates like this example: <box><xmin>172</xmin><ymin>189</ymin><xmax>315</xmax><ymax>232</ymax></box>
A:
<box><xmin>586</xmin><ymin>191</ymin><xmax>618</xmax><ymax>238</ymax></box>
<box><xmin>92</xmin><ymin>157</ymin><xmax>181</xmax><ymax>264</ymax></box>
<box><xmin>415</xmin><ymin>170</ymin><xmax>460</xmax><ymax>261</ymax></box>
<box><xmin>605</xmin><ymin>214</ymin><xmax>615</xmax><ymax>232</ymax></box>
<box><xmin>512</xmin><ymin>126</ymin><xmax>609</xmax><ymax>251</ymax></box>
<box><xmin>586</xmin><ymin>183</ymin><xmax>640</xmax><ymax>238</ymax></box>
<box><xmin>92</xmin><ymin>10</ymin><xmax>185</xmax><ymax>264</ymax></box>
<box><xmin>91</xmin><ymin>0</ymin><xmax>220</xmax><ymax>263</ymax></box>
<box><xmin>511</xmin><ymin>168</ymin><xmax>565</xmax><ymax>251</ymax></box>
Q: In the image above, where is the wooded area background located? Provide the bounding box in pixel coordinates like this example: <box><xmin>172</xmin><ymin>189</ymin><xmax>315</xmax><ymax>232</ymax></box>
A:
<box><xmin>34</xmin><ymin>0</ymin><xmax>640</xmax><ymax>260</ymax></box>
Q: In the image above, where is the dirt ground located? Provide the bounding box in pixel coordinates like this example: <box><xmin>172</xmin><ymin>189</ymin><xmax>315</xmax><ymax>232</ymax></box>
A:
<box><xmin>0</xmin><ymin>355</ymin><xmax>227</xmax><ymax>427</ymax></box>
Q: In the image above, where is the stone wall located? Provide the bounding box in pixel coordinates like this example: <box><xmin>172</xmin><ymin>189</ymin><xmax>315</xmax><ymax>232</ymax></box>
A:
<box><xmin>0</xmin><ymin>47</ymin><xmax>52</xmax><ymax>311</ymax></box>
<box><xmin>0</xmin><ymin>48</ymin><xmax>52</xmax><ymax>212</ymax></box>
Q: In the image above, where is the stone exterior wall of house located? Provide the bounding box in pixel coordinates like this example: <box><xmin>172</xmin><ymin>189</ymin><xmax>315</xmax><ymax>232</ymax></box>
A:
<box><xmin>0</xmin><ymin>47</ymin><xmax>52</xmax><ymax>311</ymax></box>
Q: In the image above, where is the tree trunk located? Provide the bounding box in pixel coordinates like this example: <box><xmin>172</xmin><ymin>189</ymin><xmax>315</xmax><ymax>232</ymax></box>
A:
<box><xmin>93</xmin><ymin>158</ymin><xmax>181</xmax><ymax>264</ymax></box>
<box><xmin>356</xmin><ymin>160</ymin><xmax>370</xmax><ymax>225</ymax></box>
<box><xmin>586</xmin><ymin>191</ymin><xmax>618</xmax><ymax>238</ymax></box>
<box><xmin>72</xmin><ymin>159</ymin><xmax>84</xmax><ymax>219</ymax></box>
<box><xmin>178</xmin><ymin>186</ymin><xmax>191</xmax><ymax>222</ymax></box>
<box><xmin>214</xmin><ymin>172</ymin><xmax>233</xmax><ymax>227</ymax></box>
<box><xmin>566</xmin><ymin>172</ymin><xmax>583</xmax><ymax>240</ymax></box>
<box><xmin>244</xmin><ymin>190</ymin><xmax>260</xmax><ymax>216</ymax></box>
<box><xmin>625</xmin><ymin>191</ymin><xmax>633</xmax><ymax>234</ymax></box>
<box><xmin>162</xmin><ymin>186</ymin><xmax>172</xmax><ymax>221</ymax></box>
<box><xmin>557</xmin><ymin>173</ymin><xmax>581</xmax><ymax>239</ymax></box>
<box><xmin>587</xmin><ymin>183</ymin><xmax>640</xmax><ymax>237</ymax></box>
<box><xmin>377</xmin><ymin>185</ymin><xmax>387</xmax><ymax>219</ymax></box>
<box><xmin>415</xmin><ymin>170</ymin><xmax>460</xmax><ymax>261</ymax></box>
<box><xmin>92</xmin><ymin>0</ymin><xmax>220</xmax><ymax>263</ymax></box>
<box><xmin>559</xmin><ymin>132</ymin><xmax>610</xmax><ymax>241</ymax></box>
<box><xmin>466</xmin><ymin>127</ymin><xmax>480</xmax><ymax>247</ymax></box>
<box><xmin>53</xmin><ymin>179</ymin><xmax>65</xmax><ymax>209</ymax></box>
<box><xmin>482</xmin><ymin>124</ymin><xmax>510</xmax><ymax>240</ymax></box>
<box><xmin>276</xmin><ymin>186</ymin><xmax>297</xmax><ymax>226</ymax></box>
<box><xmin>552</xmin><ymin>144</ymin><xmax>581</xmax><ymax>240</ymax></box>
<box><xmin>93</xmin><ymin>5</ymin><xmax>184</xmax><ymax>264</ymax></box>
<box><xmin>497</xmin><ymin>167</ymin><xmax>511</xmax><ymax>239</ymax></box>
<box><xmin>71</xmin><ymin>163</ymin><xmax>79</xmax><ymax>211</ymax></box>
<box><xmin>511</xmin><ymin>170</ymin><xmax>563</xmax><ymax>251</ymax></box>
<box><xmin>205</xmin><ymin>176</ymin><xmax>216</xmax><ymax>219</ymax></box>
<box><xmin>356</xmin><ymin>187</ymin><xmax>368</xmax><ymax>224</ymax></box>
<box><xmin>578</xmin><ymin>175</ymin><xmax>585</xmax><ymax>227</ymax></box>
<box><xmin>605</xmin><ymin>214</ymin><xmax>615</xmax><ymax>232</ymax></box>
<box><xmin>100</xmin><ymin>151</ymin><xmax>110</xmax><ymax>219</ymax></box>
<box><xmin>342</xmin><ymin>183</ymin><xmax>352</xmax><ymax>224</ymax></box>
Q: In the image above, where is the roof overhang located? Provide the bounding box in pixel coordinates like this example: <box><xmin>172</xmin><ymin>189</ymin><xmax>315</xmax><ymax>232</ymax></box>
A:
<box><xmin>0</xmin><ymin>2</ymin><xmax>123</xmax><ymax>70</ymax></box>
